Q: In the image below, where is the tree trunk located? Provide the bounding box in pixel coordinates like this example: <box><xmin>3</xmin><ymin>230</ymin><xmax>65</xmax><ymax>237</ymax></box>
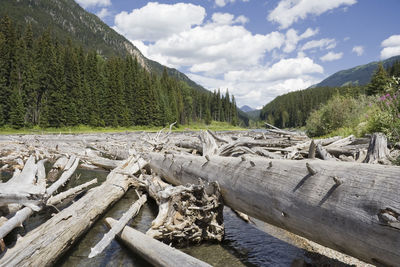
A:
<box><xmin>88</xmin><ymin>194</ymin><xmax>147</xmax><ymax>258</ymax></box>
<box><xmin>146</xmin><ymin>153</ymin><xmax>400</xmax><ymax>267</ymax></box>
<box><xmin>104</xmin><ymin>217</ymin><xmax>212</xmax><ymax>267</ymax></box>
<box><xmin>363</xmin><ymin>132</ymin><xmax>391</xmax><ymax>164</ymax></box>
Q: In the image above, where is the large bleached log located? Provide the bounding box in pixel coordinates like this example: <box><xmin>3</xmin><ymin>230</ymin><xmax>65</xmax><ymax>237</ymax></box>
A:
<box><xmin>146</xmin><ymin>153</ymin><xmax>400</xmax><ymax>267</ymax></box>
<box><xmin>88</xmin><ymin>194</ymin><xmax>147</xmax><ymax>258</ymax></box>
<box><xmin>0</xmin><ymin>156</ymin><xmax>145</xmax><ymax>266</ymax></box>
<box><xmin>104</xmin><ymin>217</ymin><xmax>212</xmax><ymax>267</ymax></box>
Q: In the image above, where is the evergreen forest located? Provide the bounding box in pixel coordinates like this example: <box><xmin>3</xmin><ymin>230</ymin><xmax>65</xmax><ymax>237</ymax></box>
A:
<box><xmin>260</xmin><ymin>61</ymin><xmax>400</xmax><ymax>129</ymax></box>
<box><xmin>0</xmin><ymin>16</ymin><xmax>239</xmax><ymax>129</ymax></box>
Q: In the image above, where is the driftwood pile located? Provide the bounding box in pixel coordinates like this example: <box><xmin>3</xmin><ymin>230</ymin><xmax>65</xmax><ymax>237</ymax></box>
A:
<box><xmin>0</xmin><ymin>129</ymin><xmax>223</xmax><ymax>266</ymax></box>
<box><xmin>0</xmin><ymin>127</ymin><xmax>399</xmax><ymax>266</ymax></box>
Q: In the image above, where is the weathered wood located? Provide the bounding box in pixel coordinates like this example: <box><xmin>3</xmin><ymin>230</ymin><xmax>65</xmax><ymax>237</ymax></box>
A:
<box><xmin>308</xmin><ymin>140</ymin><xmax>316</xmax><ymax>159</ymax></box>
<box><xmin>0</xmin><ymin>207</ymin><xmax>33</xmax><ymax>240</ymax></box>
<box><xmin>88</xmin><ymin>193</ymin><xmax>147</xmax><ymax>258</ymax></box>
<box><xmin>316</xmin><ymin>144</ymin><xmax>337</xmax><ymax>161</ymax></box>
<box><xmin>0</xmin><ymin>157</ymin><xmax>79</xmax><ymax>240</ymax></box>
<box><xmin>0</xmin><ymin>156</ymin><xmax>44</xmax><ymax>212</ymax></box>
<box><xmin>104</xmin><ymin>217</ymin><xmax>212</xmax><ymax>267</ymax></box>
<box><xmin>0</xmin><ymin>155</ymin><xmax>144</xmax><ymax>267</ymax></box>
<box><xmin>46</xmin><ymin>157</ymin><xmax>79</xmax><ymax>196</ymax></box>
<box><xmin>47</xmin><ymin>178</ymin><xmax>98</xmax><ymax>206</ymax></box>
<box><xmin>147</xmin><ymin>153</ymin><xmax>400</xmax><ymax>267</ymax></box>
<box><xmin>363</xmin><ymin>133</ymin><xmax>391</xmax><ymax>164</ymax></box>
<box><xmin>207</xmin><ymin>130</ymin><xmax>228</xmax><ymax>143</ymax></box>
<box><xmin>199</xmin><ymin>131</ymin><xmax>218</xmax><ymax>157</ymax></box>
<box><xmin>142</xmin><ymin>174</ymin><xmax>224</xmax><ymax>246</ymax></box>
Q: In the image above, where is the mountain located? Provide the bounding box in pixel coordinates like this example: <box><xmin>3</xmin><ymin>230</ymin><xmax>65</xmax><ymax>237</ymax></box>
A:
<box><xmin>0</xmin><ymin>0</ymin><xmax>207</xmax><ymax>92</ymax></box>
<box><xmin>313</xmin><ymin>55</ymin><xmax>400</xmax><ymax>87</ymax></box>
<box><xmin>246</xmin><ymin>109</ymin><xmax>261</xmax><ymax>121</ymax></box>
<box><xmin>240</xmin><ymin>105</ymin><xmax>255</xmax><ymax>112</ymax></box>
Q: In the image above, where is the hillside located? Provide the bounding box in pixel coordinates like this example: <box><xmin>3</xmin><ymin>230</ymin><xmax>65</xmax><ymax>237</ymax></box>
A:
<box><xmin>0</xmin><ymin>0</ymin><xmax>207</xmax><ymax>92</ymax></box>
<box><xmin>314</xmin><ymin>55</ymin><xmax>400</xmax><ymax>87</ymax></box>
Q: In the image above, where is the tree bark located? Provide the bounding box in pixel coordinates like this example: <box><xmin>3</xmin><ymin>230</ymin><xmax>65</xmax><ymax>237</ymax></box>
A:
<box><xmin>146</xmin><ymin>153</ymin><xmax>400</xmax><ymax>267</ymax></box>
<box><xmin>104</xmin><ymin>217</ymin><xmax>212</xmax><ymax>267</ymax></box>
<box><xmin>88</xmin><ymin>194</ymin><xmax>147</xmax><ymax>258</ymax></box>
<box><xmin>363</xmin><ymin>133</ymin><xmax>391</xmax><ymax>164</ymax></box>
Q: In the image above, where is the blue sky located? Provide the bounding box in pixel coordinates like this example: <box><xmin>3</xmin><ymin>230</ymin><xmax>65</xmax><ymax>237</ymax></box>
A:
<box><xmin>76</xmin><ymin>0</ymin><xmax>400</xmax><ymax>108</ymax></box>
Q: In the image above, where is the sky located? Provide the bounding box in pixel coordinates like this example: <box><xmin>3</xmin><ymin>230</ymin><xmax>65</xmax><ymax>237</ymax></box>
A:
<box><xmin>75</xmin><ymin>0</ymin><xmax>400</xmax><ymax>109</ymax></box>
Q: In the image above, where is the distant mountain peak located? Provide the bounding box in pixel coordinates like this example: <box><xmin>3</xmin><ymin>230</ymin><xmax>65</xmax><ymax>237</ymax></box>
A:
<box><xmin>240</xmin><ymin>105</ymin><xmax>255</xmax><ymax>112</ymax></box>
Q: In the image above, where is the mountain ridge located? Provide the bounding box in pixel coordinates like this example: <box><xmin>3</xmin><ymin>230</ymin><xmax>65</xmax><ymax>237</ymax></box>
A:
<box><xmin>312</xmin><ymin>55</ymin><xmax>400</xmax><ymax>88</ymax></box>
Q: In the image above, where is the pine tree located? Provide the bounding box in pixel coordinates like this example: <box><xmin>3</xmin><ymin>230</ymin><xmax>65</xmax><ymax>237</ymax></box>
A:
<box><xmin>367</xmin><ymin>63</ymin><xmax>390</xmax><ymax>95</ymax></box>
<box><xmin>9</xmin><ymin>88</ymin><xmax>25</xmax><ymax>128</ymax></box>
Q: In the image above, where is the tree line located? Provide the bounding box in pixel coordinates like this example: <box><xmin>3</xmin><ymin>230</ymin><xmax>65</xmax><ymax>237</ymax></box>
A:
<box><xmin>260</xmin><ymin>61</ymin><xmax>400</xmax><ymax>129</ymax></box>
<box><xmin>0</xmin><ymin>16</ymin><xmax>239</xmax><ymax>129</ymax></box>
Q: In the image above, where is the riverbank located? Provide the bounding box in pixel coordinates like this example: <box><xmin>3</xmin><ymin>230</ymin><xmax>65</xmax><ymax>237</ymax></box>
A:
<box><xmin>0</xmin><ymin>121</ymin><xmax>245</xmax><ymax>135</ymax></box>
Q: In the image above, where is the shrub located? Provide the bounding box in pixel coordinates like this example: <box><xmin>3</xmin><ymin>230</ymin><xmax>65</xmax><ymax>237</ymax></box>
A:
<box><xmin>306</xmin><ymin>95</ymin><xmax>371</xmax><ymax>137</ymax></box>
<box><xmin>366</xmin><ymin>90</ymin><xmax>400</xmax><ymax>142</ymax></box>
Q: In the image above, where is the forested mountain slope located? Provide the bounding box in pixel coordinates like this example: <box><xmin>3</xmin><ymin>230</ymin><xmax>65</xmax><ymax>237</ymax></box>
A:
<box><xmin>0</xmin><ymin>0</ymin><xmax>206</xmax><ymax>92</ymax></box>
<box><xmin>0</xmin><ymin>17</ymin><xmax>239</xmax><ymax>128</ymax></box>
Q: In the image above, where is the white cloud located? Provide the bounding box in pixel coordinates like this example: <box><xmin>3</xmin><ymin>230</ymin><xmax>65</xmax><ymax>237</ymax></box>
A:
<box><xmin>146</xmin><ymin>22</ymin><xmax>285</xmax><ymax>75</ymax></box>
<box><xmin>320</xmin><ymin>51</ymin><xmax>343</xmax><ymax>62</ymax></box>
<box><xmin>283</xmin><ymin>27</ymin><xmax>318</xmax><ymax>53</ymax></box>
<box><xmin>211</xmin><ymin>13</ymin><xmax>249</xmax><ymax>25</ymax></box>
<box><xmin>352</xmin><ymin>45</ymin><xmax>364</xmax><ymax>56</ymax></box>
<box><xmin>75</xmin><ymin>0</ymin><xmax>111</xmax><ymax>8</ymax></box>
<box><xmin>215</xmin><ymin>0</ymin><xmax>249</xmax><ymax>8</ymax></box>
<box><xmin>301</xmin><ymin>38</ymin><xmax>336</xmax><ymax>51</ymax></box>
<box><xmin>114</xmin><ymin>3</ymin><xmax>324</xmax><ymax>107</ymax></box>
<box><xmin>268</xmin><ymin>0</ymin><xmax>357</xmax><ymax>29</ymax></box>
<box><xmin>380</xmin><ymin>35</ymin><xmax>400</xmax><ymax>59</ymax></box>
<box><xmin>224</xmin><ymin>57</ymin><xmax>323</xmax><ymax>82</ymax></box>
<box><xmin>114</xmin><ymin>2</ymin><xmax>205</xmax><ymax>42</ymax></box>
<box><xmin>96</xmin><ymin>8</ymin><xmax>111</xmax><ymax>20</ymax></box>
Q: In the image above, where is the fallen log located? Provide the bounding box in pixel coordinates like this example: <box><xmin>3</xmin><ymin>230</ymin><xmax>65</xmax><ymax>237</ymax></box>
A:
<box><xmin>46</xmin><ymin>157</ymin><xmax>80</xmax><ymax>195</ymax></box>
<box><xmin>316</xmin><ymin>144</ymin><xmax>337</xmax><ymax>161</ymax></box>
<box><xmin>88</xmin><ymin>193</ymin><xmax>147</xmax><ymax>258</ymax></box>
<box><xmin>146</xmin><ymin>153</ymin><xmax>400</xmax><ymax>267</ymax></box>
<box><xmin>104</xmin><ymin>217</ymin><xmax>211</xmax><ymax>267</ymax></box>
<box><xmin>0</xmin><ymin>156</ymin><xmax>145</xmax><ymax>266</ymax></box>
<box><xmin>47</xmin><ymin>178</ymin><xmax>98</xmax><ymax>206</ymax></box>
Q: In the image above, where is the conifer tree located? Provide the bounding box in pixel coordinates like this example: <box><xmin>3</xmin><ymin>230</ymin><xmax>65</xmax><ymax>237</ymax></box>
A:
<box><xmin>9</xmin><ymin>88</ymin><xmax>25</xmax><ymax>128</ymax></box>
<box><xmin>367</xmin><ymin>63</ymin><xmax>390</xmax><ymax>95</ymax></box>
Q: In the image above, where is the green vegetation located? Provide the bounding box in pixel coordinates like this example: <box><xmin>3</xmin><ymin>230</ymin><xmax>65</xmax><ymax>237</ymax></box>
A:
<box><xmin>260</xmin><ymin>85</ymin><xmax>365</xmax><ymax>128</ymax></box>
<box><xmin>0</xmin><ymin>121</ymin><xmax>245</xmax><ymax>135</ymax></box>
<box><xmin>260</xmin><ymin>56</ymin><xmax>400</xmax><ymax>143</ymax></box>
<box><xmin>305</xmin><ymin>95</ymin><xmax>372</xmax><ymax>137</ymax></box>
<box><xmin>305</xmin><ymin>66</ymin><xmax>400</xmax><ymax>142</ymax></box>
<box><xmin>0</xmin><ymin>17</ymin><xmax>239</xmax><ymax>129</ymax></box>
